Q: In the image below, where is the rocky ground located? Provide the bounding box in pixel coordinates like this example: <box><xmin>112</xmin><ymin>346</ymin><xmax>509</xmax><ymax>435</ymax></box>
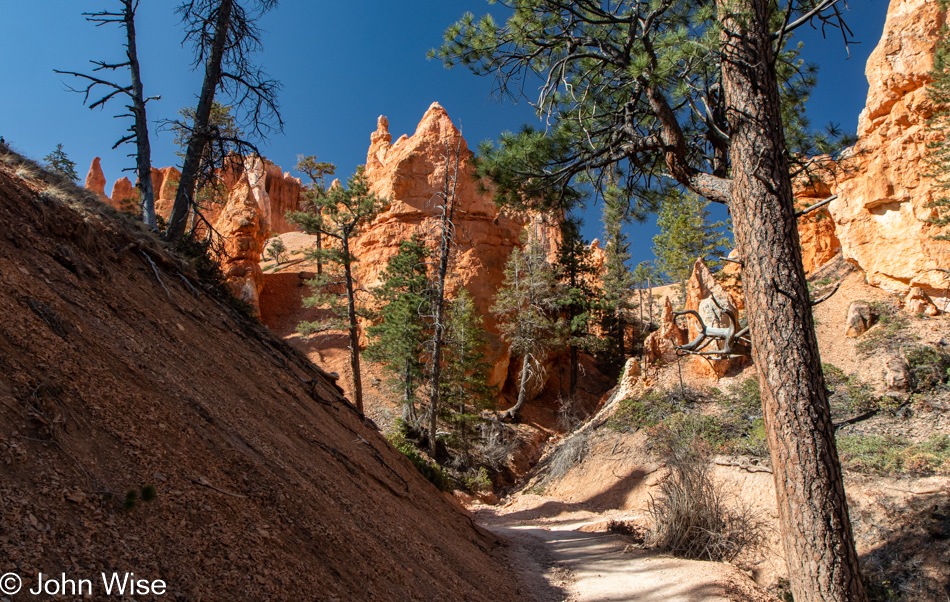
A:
<box><xmin>0</xmin><ymin>147</ymin><xmax>529</xmax><ymax>601</ymax></box>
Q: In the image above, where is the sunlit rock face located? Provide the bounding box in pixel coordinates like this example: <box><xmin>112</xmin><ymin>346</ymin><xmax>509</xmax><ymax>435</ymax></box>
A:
<box><xmin>358</xmin><ymin>102</ymin><xmax>549</xmax><ymax>390</ymax></box>
<box><xmin>84</xmin><ymin>157</ymin><xmax>107</xmax><ymax>201</ymax></box>
<box><xmin>828</xmin><ymin>0</ymin><xmax>950</xmax><ymax>300</ymax></box>
<box><xmin>355</xmin><ymin>103</ymin><xmax>528</xmax><ymax>386</ymax></box>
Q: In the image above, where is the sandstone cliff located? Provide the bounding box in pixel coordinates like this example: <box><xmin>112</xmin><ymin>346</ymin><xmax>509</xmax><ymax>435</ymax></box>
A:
<box><xmin>828</xmin><ymin>0</ymin><xmax>949</xmax><ymax>300</ymax></box>
<box><xmin>358</xmin><ymin>102</ymin><xmax>555</xmax><ymax>389</ymax></box>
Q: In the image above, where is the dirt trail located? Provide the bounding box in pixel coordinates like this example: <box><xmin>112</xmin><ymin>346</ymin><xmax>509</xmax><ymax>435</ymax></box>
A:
<box><xmin>479</xmin><ymin>502</ymin><xmax>774</xmax><ymax>602</ymax></box>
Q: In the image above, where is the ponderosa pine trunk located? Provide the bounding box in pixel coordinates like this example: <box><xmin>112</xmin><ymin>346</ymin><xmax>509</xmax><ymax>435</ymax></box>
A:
<box><xmin>342</xmin><ymin>234</ymin><xmax>364</xmax><ymax>417</ymax></box>
<box><xmin>719</xmin><ymin>0</ymin><xmax>866</xmax><ymax>599</ymax></box>
<box><xmin>166</xmin><ymin>0</ymin><xmax>234</xmax><ymax>243</ymax></box>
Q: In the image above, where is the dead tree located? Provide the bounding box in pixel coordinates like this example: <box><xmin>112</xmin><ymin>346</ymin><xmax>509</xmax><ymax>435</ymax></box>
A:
<box><xmin>425</xmin><ymin>136</ymin><xmax>464</xmax><ymax>456</ymax></box>
<box><xmin>55</xmin><ymin>0</ymin><xmax>158</xmax><ymax>228</ymax></box>
<box><xmin>165</xmin><ymin>0</ymin><xmax>282</xmax><ymax>244</ymax></box>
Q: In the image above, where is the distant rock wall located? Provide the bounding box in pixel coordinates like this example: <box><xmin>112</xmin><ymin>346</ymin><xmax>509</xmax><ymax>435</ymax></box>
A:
<box><xmin>84</xmin><ymin>156</ymin><xmax>301</xmax><ymax>235</ymax></box>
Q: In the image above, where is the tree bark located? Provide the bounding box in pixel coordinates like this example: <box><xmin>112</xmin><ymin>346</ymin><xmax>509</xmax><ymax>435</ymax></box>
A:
<box><xmin>504</xmin><ymin>355</ymin><xmax>532</xmax><ymax>421</ymax></box>
<box><xmin>426</xmin><ymin>140</ymin><xmax>461</xmax><ymax>456</ymax></box>
<box><xmin>402</xmin><ymin>357</ymin><xmax>416</xmax><ymax>423</ymax></box>
<box><xmin>617</xmin><ymin>313</ymin><xmax>625</xmax><ymax>362</ymax></box>
<box><xmin>569</xmin><ymin>344</ymin><xmax>578</xmax><ymax>399</ymax></box>
<box><xmin>122</xmin><ymin>0</ymin><xmax>155</xmax><ymax>230</ymax></box>
<box><xmin>719</xmin><ymin>0</ymin><xmax>866</xmax><ymax>599</ymax></box>
<box><xmin>342</xmin><ymin>233</ymin><xmax>364</xmax><ymax>417</ymax></box>
<box><xmin>166</xmin><ymin>0</ymin><xmax>234</xmax><ymax>243</ymax></box>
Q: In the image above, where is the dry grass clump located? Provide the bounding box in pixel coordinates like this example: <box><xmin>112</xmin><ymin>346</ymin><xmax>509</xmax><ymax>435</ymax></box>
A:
<box><xmin>476</xmin><ymin>421</ymin><xmax>520</xmax><ymax>470</ymax></box>
<box><xmin>647</xmin><ymin>421</ymin><xmax>763</xmax><ymax>562</ymax></box>
<box><xmin>545</xmin><ymin>429</ymin><xmax>590</xmax><ymax>483</ymax></box>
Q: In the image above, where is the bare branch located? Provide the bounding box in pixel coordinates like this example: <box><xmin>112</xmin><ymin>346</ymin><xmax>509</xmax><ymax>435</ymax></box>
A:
<box><xmin>795</xmin><ymin>194</ymin><xmax>837</xmax><ymax>217</ymax></box>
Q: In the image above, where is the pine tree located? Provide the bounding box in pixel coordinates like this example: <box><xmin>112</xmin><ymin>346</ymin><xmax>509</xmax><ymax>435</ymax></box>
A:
<box><xmin>366</xmin><ymin>235</ymin><xmax>430</xmax><ymax>424</ymax></box>
<box><xmin>924</xmin><ymin>16</ymin><xmax>950</xmax><ymax>240</ymax></box>
<box><xmin>43</xmin><ymin>144</ymin><xmax>79</xmax><ymax>182</ymax></box>
<box><xmin>170</xmin><ymin>102</ymin><xmax>244</xmax><ymax>227</ymax></box>
<box><xmin>652</xmin><ymin>192</ymin><xmax>730</xmax><ymax>301</ymax></box>
<box><xmin>440</xmin><ymin>288</ymin><xmax>494</xmax><ymax>464</ymax></box>
<box><xmin>166</xmin><ymin>0</ymin><xmax>282</xmax><ymax>244</ymax></box>
<box><xmin>435</xmin><ymin>2</ymin><xmax>868</xmax><ymax>595</ymax></box>
<box><xmin>265</xmin><ymin>237</ymin><xmax>286</xmax><ymax>265</ymax></box>
<box><xmin>555</xmin><ymin>216</ymin><xmax>598</xmax><ymax>398</ymax></box>
<box><xmin>425</xmin><ymin>135</ymin><xmax>465</xmax><ymax>456</ymax></box>
<box><xmin>600</xmin><ymin>192</ymin><xmax>635</xmax><ymax>371</ymax></box>
<box><xmin>295</xmin><ymin>155</ymin><xmax>336</xmax><ymax>274</ymax></box>
<box><xmin>493</xmin><ymin>236</ymin><xmax>563</xmax><ymax>422</ymax></box>
<box><xmin>287</xmin><ymin>166</ymin><xmax>385</xmax><ymax>417</ymax></box>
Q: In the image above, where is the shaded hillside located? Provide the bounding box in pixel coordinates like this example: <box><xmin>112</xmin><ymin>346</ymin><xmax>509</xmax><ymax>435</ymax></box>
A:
<box><xmin>0</xmin><ymin>148</ymin><xmax>526</xmax><ymax>601</ymax></box>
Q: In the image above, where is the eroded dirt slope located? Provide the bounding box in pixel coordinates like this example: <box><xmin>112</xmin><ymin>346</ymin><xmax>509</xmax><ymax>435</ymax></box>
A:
<box><xmin>0</xmin><ymin>152</ymin><xmax>526</xmax><ymax>601</ymax></box>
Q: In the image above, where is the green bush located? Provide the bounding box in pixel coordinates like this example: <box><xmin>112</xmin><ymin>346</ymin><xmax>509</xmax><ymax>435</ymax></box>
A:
<box><xmin>837</xmin><ymin>434</ymin><xmax>950</xmax><ymax>476</ymax></box>
<box><xmin>905</xmin><ymin>345</ymin><xmax>950</xmax><ymax>391</ymax></box>
<box><xmin>610</xmin><ymin>388</ymin><xmax>698</xmax><ymax>430</ymax></box>
<box><xmin>462</xmin><ymin>467</ymin><xmax>492</xmax><ymax>493</ymax></box>
<box><xmin>614</xmin><ymin>382</ymin><xmax>769</xmax><ymax>458</ymax></box>
<box><xmin>388</xmin><ymin>434</ymin><xmax>451</xmax><ymax>491</ymax></box>
<box><xmin>823</xmin><ymin>363</ymin><xmax>886</xmax><ymax>417</ymax></box>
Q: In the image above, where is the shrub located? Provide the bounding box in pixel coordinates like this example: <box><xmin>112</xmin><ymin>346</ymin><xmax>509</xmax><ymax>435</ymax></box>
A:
<box><xmin>141</xmin><ymin>485</ymin><xmax>157</xmax><ymax>503</ymax></box>
<box><xmin>476</xmin><ymin>421</ymin><xmax>520</xmax><ymax>470</ymax></box>
<box><xmin>462</xmin><ymin>467</ymin><xmax>492</xmax><ymax>493</ymax></box>
<box><xmin>837</xmin><ymin>434</ymin><xmax>950</xmax><ymax>476</ymax></box>
<box><xmin>646</xmin><ymin>426</ymin><xmax>762</xmax><ymax>562</ymax></box>
<box><xmin>905</xmin><ymin>345</ymin><xmax>950</xmax><ymax>391</ymax></box>
<box><xmin>823</xmin><ymin>363</ymin><xmax>885</xmax><ymax>417</ymax></box>
<box><xmin>855</xmin><ymin>302</ymin><xmax>917</xmax><ymax>357</ymax></box>
<box><xmin>556</xmin><ymin>395</ymin><xmax>587</xmax><ymax>431</ymax></box>
<box><xmin>388</xmin><ymin>433</ymin><xmax>451</xmax><ymax>491</ymax></box>
<box><xmin>612</xmin><ymin>384</ymin><xmax>769</xmax><ymax>458</ymax></box>
<box><xmin>544</xmin><ymin>429</ymin><xmax>590</xmax><ymax>484</ymax></box>
<box><xmin>727</xmin><ymin>377</ymin><xmax>761</xmax><ymax>416</ymax></box>
<box><xmin>610</xmin><ymin>388</ymin><xmax>698</xmax><ymax>431</ymax></box>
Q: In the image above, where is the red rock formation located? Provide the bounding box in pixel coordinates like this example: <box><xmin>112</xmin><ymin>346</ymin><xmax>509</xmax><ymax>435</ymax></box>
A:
<box><xmin>793</xmin><ymin>173</ymin><xmax>842</xmax><ymax>274</ymax></box>
<box><xmin>207</xmin><ymin>156</ymin><xmax>303</xmax><ymax>315</ymax></box>
<box><xmin>905</xmin><ymin>286</ymin><xmax>941</xmax><ymax>315</ymax></box>
<box><xmin>213</xmin><ymin>177</ymin><xmax>268</xmax><ymax>314</ymax></box>
<box><xmin>240</xmin><ymin>156</ymin><xmax>303</xmax><ymax>235</ymax></box>
<box><xmin>357</xmin><ymin>102</ymin><xmax>536</xmax><ymax>390</ymax></box>
<box><xmin>154</xmin><ymin>166</ymin><xmax>181</xmax><ymax>218</ymax></box>
<box><xmin>110</xmin><ymin>177</ymin><xmax>137</xmax><ymax>211</ymax></box>
<box><xmin>826</xmin><ymin>0</ymin><xmax>950</xmax><ymax>300</ymax></box>
<box><xmin>84</xmin><ymin>157</ymin><xmax>107</xmax><ymax>201</ymax></box>
<box><xmin>645</xmin><ymin>259</ymin><xmax>748</xmax><ymax>379</ymax></box>
<box><xmin>644</xmin><ymin>298</ymin><xmax>688</xmax><ymax>365</ymax></box>
<box><xmin>682</xmin><ymin>258</ymin><xmax>748</xmax><ymax>379</ymax></box>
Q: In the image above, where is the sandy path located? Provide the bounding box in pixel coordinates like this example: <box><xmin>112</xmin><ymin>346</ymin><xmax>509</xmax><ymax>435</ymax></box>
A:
<box><xmin>480</xmin><ymin>507</ymin><xmax>769</xmax><ymax>602</ymax></box>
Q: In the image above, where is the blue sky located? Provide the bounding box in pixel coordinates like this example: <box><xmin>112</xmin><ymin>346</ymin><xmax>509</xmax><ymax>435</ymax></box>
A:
<box><xmin>0</xmin><ymin>1</ymin><xmax>890</xmax><ymax>267</ymax></box>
